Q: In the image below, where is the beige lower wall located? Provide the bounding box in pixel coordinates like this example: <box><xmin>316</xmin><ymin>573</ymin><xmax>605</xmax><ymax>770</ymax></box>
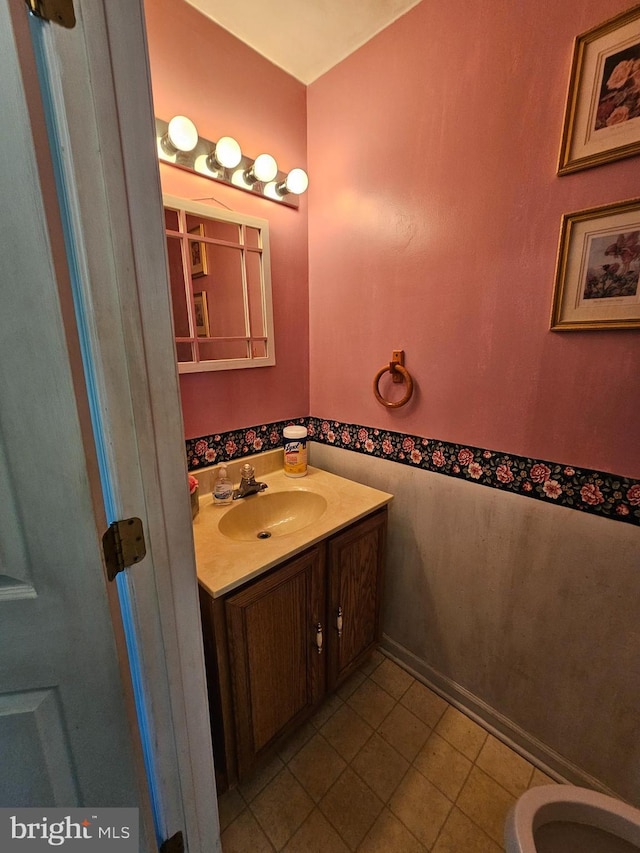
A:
<box><xmin>310</xmin><ymin>442</ymin><xmax>640</xmax><ymax>805</ymax></box>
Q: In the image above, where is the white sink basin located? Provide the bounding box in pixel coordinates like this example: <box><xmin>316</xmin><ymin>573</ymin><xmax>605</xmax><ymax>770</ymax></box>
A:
<box><xmin>218</xmin><ymin>490</ymin><xmax>328</xmax><ymax>541</ymax></box>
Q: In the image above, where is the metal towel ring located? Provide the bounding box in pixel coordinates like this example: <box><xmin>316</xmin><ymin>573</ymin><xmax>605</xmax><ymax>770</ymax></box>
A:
<box><xmin>373</xmin><ymin>351</ymin><xmax>414</xmax><ymax>408</ymax></box>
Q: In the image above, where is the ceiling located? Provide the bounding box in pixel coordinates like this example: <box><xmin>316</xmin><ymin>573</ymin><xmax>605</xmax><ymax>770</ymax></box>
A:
<box><xmin>185</xmin><ymin>0</ymin><xmax>423</xmax><ymax>84</ymax></box>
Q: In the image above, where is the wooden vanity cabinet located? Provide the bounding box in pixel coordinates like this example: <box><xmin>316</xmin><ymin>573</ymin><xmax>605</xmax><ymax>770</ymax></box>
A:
<box><xmin>327</xmin><ymin>509</ymin><xmax>387</xmax><ymax>690</ymax></box>
<box><xmin>200</xmin><ymin>507</ymin><xmax>387</xmax><ymax>786</ymax></box>
<box><xmin>225</xmin><ymin>546</ymin><xmax>326</xmax><ymax>780</ymax></box>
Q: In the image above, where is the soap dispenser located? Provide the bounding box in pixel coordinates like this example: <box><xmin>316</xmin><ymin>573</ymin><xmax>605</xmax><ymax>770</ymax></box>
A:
<box><xmin>213</xmin><ymin>465</ymin><xmax>233</xmax><ymax>506</ymax></box>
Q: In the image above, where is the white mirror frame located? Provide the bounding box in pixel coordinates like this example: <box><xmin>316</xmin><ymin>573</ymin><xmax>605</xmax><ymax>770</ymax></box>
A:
<box><xmin>163</xmin><ymin>194</ymin><xmax>276</xmax><ymax>372</ymax></box>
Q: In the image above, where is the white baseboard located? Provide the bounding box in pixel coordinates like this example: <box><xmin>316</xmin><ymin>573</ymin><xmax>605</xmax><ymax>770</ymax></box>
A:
<box><xmin>380</xmin><ymin>634</ymin><xmax>619</xmax><ymax>799</ymax></box>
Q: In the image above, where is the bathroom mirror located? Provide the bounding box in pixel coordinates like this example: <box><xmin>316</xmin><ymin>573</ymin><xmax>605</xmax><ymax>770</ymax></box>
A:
<box><xmin>163</xmin><ymin>194</ymin><xmax>275</xmax><ymax>372</ymax></box>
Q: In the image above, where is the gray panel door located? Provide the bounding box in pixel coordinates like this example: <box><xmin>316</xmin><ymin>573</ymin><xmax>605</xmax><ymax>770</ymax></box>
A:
<box><xmin>0</xmin><ymin>0</ymin><xmax>144</xmax><ymax>813</ymax></box>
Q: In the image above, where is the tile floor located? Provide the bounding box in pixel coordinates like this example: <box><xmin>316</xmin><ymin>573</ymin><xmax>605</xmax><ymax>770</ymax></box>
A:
<box><xmin>217</xmin><ymin>650</ymin><xmax>557</xmax><ymax>852</ymax></box>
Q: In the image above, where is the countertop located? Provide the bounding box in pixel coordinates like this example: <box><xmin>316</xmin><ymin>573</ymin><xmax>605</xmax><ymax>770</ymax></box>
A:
<box><xmin>193</xmin><ymin>460</ymin><xmax>393</xmax><ymax>599</ymax></box>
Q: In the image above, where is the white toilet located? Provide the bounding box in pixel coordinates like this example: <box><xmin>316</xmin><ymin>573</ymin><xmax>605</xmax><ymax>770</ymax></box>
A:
<box><xmin>505</xmin><ymin>785</ymin><xmax>640</xmax><ymax>853</ymax></box>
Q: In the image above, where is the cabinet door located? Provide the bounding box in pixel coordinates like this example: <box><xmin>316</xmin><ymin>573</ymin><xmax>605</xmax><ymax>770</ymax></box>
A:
<box><xmin>225</xmin><ymin>547</ymin><xmax>325</xmax><ymax>779</ymax></box>
<box><xmin>327</xmin><ymin>509</ymin><xmax>387</xmax><ymax>690</ymax></box>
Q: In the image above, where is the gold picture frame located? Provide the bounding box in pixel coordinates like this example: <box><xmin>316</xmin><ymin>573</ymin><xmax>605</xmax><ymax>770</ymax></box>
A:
<box><xmin>193</xmin><ymin>291</ymin><xmax>210</xmax><ymax>337</ymax></box>
<box><xmin>550</xmin><ymin>197</ymin><xmax>640</xmax><ymax>330</ymax></box>
<box><xmin>188</xmin><ymin>223</ymin><xmax>208</xmax><ymax>277</ymax></box>
<box><xmin>558</xmin><ymin>4</ymin><xmax>640</xmax><ymax>175</ymax></box>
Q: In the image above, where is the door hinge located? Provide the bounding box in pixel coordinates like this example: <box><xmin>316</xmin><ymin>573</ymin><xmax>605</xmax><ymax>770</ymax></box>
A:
<box><xmin>25</xmin><ymin>0</ymin><xmax>75</xmax><ymax>29</ymax></box>
<box><xmin>159</xmin><ymin>831</ymin><xmax>184</xmax><ymax>853</ymax></box>
<box><xmin>102</xmin><ymin>517</ymin><xmax>146</xmax><ymax>582</ymax></box>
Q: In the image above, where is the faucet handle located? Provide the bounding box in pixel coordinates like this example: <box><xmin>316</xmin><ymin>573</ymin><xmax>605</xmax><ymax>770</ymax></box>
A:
<box><xmin>240</xmin><ymin>463</ymin><xmax>255</xmax><ymax>479</ymax></box>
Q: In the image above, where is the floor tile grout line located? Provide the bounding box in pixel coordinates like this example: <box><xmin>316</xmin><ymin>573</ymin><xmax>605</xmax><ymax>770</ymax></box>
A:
<box><xmin>368</xmin><ymin>666</ymin><xmax>415</xmax><ymax>702</ymax></box>
<box><xmin>428</xmin><ymin>748</ymin><xmax>478</xmax><ymax>850</ymax></box>
<box><xmin>220</xmin><ymin>652</ymin><xmax>548</xmax><ymax>851</ymax></box>
<box><xmin>347</xmin><ymin>738</ymin><xmax>408</xmax><ymax>807</ymax></box>
<box><xmin>246</xmin><ymin>763</ymin><xmax>315</xmax><ymax>851</ymax></box>
<box><xmin>354</xmin><ymin>805</ymin><xmax>427</xmax><ymax>853</ymax></box>
<box><xmin>525</xmin><ymin>761</ymin><xmax>536</xmax><ymax>789</ymax></box>
<box><xmin>475</xmin><ymin>731</ymin><xmax>539</xmax><ymax>793</ymax></box>
<box><xmin>338</xmin><ymin>680</ymin><xmax>512</xmax><ymax>851</ymax></box>
<box><xmin>378</xmin><ymin>725</ymin><xmax>435</xmax><ymax>764</ymax></box>
<box><xmin>425</xmin><ymin>796</ymin><xmax>455</xmax><ymax>853</ymax></box>
<box><xmin>381</xmin><ymin>648</ymin><xmax>554</xmax><ymax>788</ymax></box>
<box><xmin>227</xmin><ymin>744</ymin><xmax>509</xmax><ymax>849</ymax></box>
<box><xmin>469</xmin><ymin>758</ymin><xmax>533</xmax><ymax>802</ymax></box>
<box><xmin>345</xmin><ymin>672</ymin><xmax>405</xmax><ymax>728</ymax></box>
<box><xmin>431</xmin><ymin>802</ymin><xmax>502</xmax><ymax>853</ymax></box>
<box><xmin>315</xmin><ymin>762</ymin><xmax>383</xmax><ymax>852</ymax></box>
<box><xmin>449</xmin><ymin>758</ymin><xmax>518</xmax><ymax>850</ymax></box>
<box><xmin>287</xmin><ymin>729</ymin><xmax>350</xmax><ymax>805</ymax></box>
<box><xmin>398</xmin><ymin>689</ymin><xmax>449</xmax><ymax>731</ymax></box>
<box><xmin>415</xmin><ymin>723</ymin><xmax>481</xmax><ymax>768</ymax></box>
<box><xmin>330</xmin><ymin>674</ymin><xmax>454</xmax><ymax>850</ymax></box>
<box><xmin>227</xmin><ymin>801</ymin><xmax>277</xmax><ymax>852</ymax></box>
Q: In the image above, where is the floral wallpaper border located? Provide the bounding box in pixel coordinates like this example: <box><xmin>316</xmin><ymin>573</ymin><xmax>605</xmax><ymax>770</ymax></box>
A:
<box><xmin>186</xmin><ymin>417</ymin><xmax>308</xmax><ymax>469</ymax></box>
<box><xmin>185</xmin><ymin>416</ymin><xmax>640</xmax><ymax>527</ymax></box>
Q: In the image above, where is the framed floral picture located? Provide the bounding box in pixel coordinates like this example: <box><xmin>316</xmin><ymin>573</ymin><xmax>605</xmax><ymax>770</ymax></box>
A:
<box><xmin>188</xmin><ymin>223</ymin><xmax>208</xmax><ymax>277</ymax></box>
<box><xmin>550</xmin><ymin>197</ymin><xmax>640</xmax><ymax>330</ymax></box>
<box><xmin>193</xmin><ymin>291</ymin><xmax>210</xmax><ymax>337</ymax></box>
<box><xmin>558</xmin><ymin>4</ymin><xmax>640</xmax><ymax>174</ymax></box>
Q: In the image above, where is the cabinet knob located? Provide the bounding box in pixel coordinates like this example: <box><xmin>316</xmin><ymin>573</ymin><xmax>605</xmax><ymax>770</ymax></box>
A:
<box><xmin>316</xmin><ymin>622</ymin><xmax>323</xmax><ymax>655</ymax></box>
<box><xmin>336</xmin><ymin>606</ymin><xmax>343</xmax><ymax>638</ymax></box>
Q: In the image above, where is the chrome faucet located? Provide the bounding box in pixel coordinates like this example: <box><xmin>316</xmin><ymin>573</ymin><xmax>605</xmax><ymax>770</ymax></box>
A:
<box><xmin>233</xmin><ymin>463</ymin><xmax>268</xmax><ymax>499</ymax></box>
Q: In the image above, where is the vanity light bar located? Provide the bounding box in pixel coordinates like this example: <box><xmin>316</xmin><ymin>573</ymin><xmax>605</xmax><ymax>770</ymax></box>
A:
<box><xmin>155</xmin><ymin>117</ymin><xmax>307</xmax><ymax>209</ymax></box>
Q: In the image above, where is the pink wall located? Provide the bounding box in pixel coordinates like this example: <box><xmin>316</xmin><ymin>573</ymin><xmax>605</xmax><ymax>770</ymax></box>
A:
<box><xmin>144</xmin><ymin>0</ymin><xmax>309</xmax><ymax>438</ymax></box>
<box><xmin>307</xmin><ymin>0</ymin><xmax>640</xmax><ymax>478</ymax></box>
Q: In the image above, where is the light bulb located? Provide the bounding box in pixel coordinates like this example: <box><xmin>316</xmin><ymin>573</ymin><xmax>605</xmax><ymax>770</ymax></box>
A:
<box><xmin>252</xmin><ymin>154</ymin><xmax>278</xmax><ymax>183</ymax></box>
<box><xmin>214</xmin><ymin>136</ymin><xmax>242</xmax><ymax>169</ymax></box>
<box><xmin>231</xmin><ymin>168</ymin><xmax>253</xmax><ymax>189</ymax></box>
<box><xmin>284</xmin><ymin>168</ymin><xmax>308</xmax><ymax>195</ymax></box>
<box><xmin>166</xmin><ymin>115</ymin><xmax>198</xmax><ymax>152</ymax></box>
<box><xmin>262</xmin><ymin>181</ymin><xmax>280</xmax><ymax>201</ymax></box>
